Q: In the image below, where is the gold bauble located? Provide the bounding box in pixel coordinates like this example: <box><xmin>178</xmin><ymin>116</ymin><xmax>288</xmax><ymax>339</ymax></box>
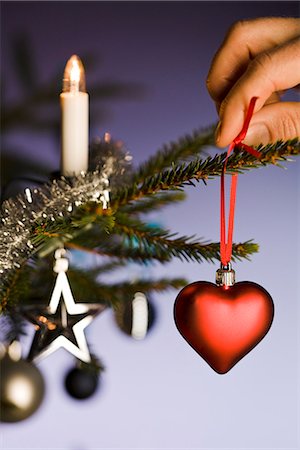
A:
<box><xmin>0</xmin><ymin>356</ymin><xmax>45</xmax><ymax>422</ymax></box>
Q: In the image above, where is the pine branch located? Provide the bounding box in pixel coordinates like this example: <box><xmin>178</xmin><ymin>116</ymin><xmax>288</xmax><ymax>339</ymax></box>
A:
<box><xmin>32</xmin><ymin>213</ymin><xmax>115</xmax><ymax>258</ymax></box>
<box><xmin>84</xmin><ymin>241</ymin><xmax>173</xmax><ymax>264</ymax></box>
<box><xmin>0</xmin><ymin>262</ymin><xmax>31</xmax><ymax>312</ymax></box>
<box><xmin>0</xmin><ymin>311</ymin><xmax>28</xmax><ymax>343</ymax></box>
<box><xmin>68</xmin><ymin>268</ymin><xmax>187</xmax><ymax>306</ymax></box>
<box><xmin>78</xmin><ymin>216</ymin><xmax>209</xmax><ymax>264</ymax></box>
<box><xmin>114</xmin><ymin>213</ymin><xmax>258</xmax><ymax>263</ymax></box>
<box><xmin>132</xmin><ymin>126</ymin><xmax>215</xmax><ymax>183</ymax></box>
<box><xmin>87</xmin><ymin>261</ymin><xmax>126</xmax><ymax>277</ymax></box>
<box><xmin>107</xmin><ymin>277</ymin><xmax>188</xmax><ymax>301</ymax></box>
<box><xmin>83</xmin><ymin>278</ymin><xmax>187</xmax><ymax>307</ymax></box>
<box><xmin>120</xmin><ymin>191</ymin><xmax>186</xmax><ymax>215</ymax></box>
<box><xmin>63</xmin><ymin>226</ymin><xmax>182</xmax><ymax>264</ymax></box>
<box><xmin>111</xmin><ymin>139</ymin><xmax>300</xmax><ymax>209</ymax></box>
<box><xmin>68</xmin><ymin>269</ymin><xmax>111</xmax><ymax>303</ymax></box>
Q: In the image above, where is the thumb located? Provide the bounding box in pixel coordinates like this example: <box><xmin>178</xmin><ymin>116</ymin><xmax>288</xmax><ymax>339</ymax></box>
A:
<box><xmin>244</xmin><ymin>101</ymin><xmax>300</xmax><ymax>146</ymax></box>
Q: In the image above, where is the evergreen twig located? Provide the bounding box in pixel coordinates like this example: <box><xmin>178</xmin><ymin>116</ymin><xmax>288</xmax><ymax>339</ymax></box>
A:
<box><xmin>114</xmin><ymin>213</ymin><xmax>258</xmax><ymax>263</ymax></box>
<box><xmin>111</xmin><ymin>139</ymin><xmax>300</xmax><ymax>209</ymax></box>
<box><xmin>132</xmin><ymin>126</ymin><xmax>215</xmax><ymax>183</ymax></box>
<box><xmin>121</xmin><ymin>191</ymin><xmax>186</xmax><ymax>214</ymax></box>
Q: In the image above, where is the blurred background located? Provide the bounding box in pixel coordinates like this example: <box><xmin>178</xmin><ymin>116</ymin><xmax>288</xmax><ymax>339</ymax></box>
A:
<box><xmin>1</xmin><ymin>1</ymin><xmax>299</xmax><ymax>449</ymax></box>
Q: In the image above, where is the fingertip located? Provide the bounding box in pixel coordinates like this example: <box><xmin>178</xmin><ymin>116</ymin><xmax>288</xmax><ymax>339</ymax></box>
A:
<box><xmin>215</xmin><ymin>130</ymin><xmax>232</xmax><ymax>148</ymax></box>
<box><xmin>217</xmin><ymin>94</ymin><xmax>260</xmax><ymax>147</ymax></box>
<box><xmin>214</xmin><ymin>116</ymin><xmax>237</xmax><ymax>148</ymax></box>
<box><xmin>215</xmin><ymin>134</ymin><xmax>232</xmax><ymax>149</ymax></box>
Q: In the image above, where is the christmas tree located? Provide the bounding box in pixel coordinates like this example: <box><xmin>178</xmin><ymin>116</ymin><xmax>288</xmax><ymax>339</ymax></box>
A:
<box><xmin>1</xmin><ymin>129</ymin><xmax>299</xmax><ymax>322</ymax></box>
<box><xmin>1</xmin><ymin>29</ymin><xmax>299</xmax><ymax>423</ymax></box>
<box><xmin>1</xmin><ymin>36</ymin><xmax>299</xmax><ymax>321</ymax></box>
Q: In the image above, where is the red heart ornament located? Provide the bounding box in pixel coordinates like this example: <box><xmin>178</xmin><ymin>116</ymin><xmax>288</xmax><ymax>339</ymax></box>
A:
<box><xmin>174</xmin><ymin>281</ymin><xmax>274</xmax><ymax>374</ymax></box>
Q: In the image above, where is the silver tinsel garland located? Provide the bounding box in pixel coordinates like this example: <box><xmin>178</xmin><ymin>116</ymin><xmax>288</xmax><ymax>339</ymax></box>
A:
<box><xmin>0</xmin><ymin>140</ymin><xmax>132</xmax><ymax>293</ymax></box>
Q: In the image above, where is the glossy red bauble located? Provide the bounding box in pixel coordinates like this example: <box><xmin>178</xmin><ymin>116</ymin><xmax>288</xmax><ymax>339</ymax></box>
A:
<box><xmin>174</xmin><ymin>281</ymin><xmax>274</xmax><ymax>374</ymax></box>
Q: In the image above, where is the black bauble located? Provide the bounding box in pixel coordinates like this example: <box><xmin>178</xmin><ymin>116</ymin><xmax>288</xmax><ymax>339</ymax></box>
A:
<box><xmin>64</xmin><ymin>367</ymin><xmax>99</xmax><ymax>400</ymax></box>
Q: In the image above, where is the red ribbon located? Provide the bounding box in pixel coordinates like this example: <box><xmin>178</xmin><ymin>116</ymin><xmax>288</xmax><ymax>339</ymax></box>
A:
<box><xmin>220</xmin><ymin>97</ymin><xmax>260</xmax><ymax>266</ymax></box>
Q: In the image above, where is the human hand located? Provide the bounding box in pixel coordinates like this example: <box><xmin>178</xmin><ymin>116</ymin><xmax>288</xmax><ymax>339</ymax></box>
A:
<box><xmin>206</xmin><ymin>17</ymin><xmax>300</xmax><ymax>147</ymax></box>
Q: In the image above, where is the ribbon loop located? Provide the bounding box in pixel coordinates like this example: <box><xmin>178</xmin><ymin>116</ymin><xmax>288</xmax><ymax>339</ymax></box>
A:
<box><xmin>233</xmin><ymin>97</ymin><xmax>258</xmax><ymax>144</ymax></box>
<box><xmin>220</xmin><ymin>97</ymin><xmax>260</xmax><ymax>266</ymax></box>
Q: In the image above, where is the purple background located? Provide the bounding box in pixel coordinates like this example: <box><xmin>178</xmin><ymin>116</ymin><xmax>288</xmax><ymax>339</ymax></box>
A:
<box><xmin>1</xmin><ymin>2</ymin><xmax>299</xmax><ymax>449</ymax></box>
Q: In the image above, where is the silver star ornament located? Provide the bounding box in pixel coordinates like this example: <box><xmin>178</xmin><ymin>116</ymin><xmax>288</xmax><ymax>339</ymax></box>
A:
<box><xmin>23</xmin><ymin>249</ymin><xmax>106</xmax><ymax>363</ymax></box>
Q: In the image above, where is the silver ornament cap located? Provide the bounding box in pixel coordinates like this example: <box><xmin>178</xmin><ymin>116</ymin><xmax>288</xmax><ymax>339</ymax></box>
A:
<box><xmin>216</xmin><ymin>262</ymin><xmax>235</xmax><ymax>287</ymax></box>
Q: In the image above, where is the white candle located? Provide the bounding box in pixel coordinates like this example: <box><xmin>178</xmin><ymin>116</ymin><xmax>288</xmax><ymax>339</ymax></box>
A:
<box><xmin>60</xmin><ymin>55</ymin><xmax>89</xmax><ymax>176</ymax></box>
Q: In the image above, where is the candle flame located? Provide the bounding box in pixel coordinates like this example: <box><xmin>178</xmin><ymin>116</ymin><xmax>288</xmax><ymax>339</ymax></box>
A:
<box><xmin>63</xmin><ymin>55</ymin><xmax>86</xmax><ymax>93</ymax></box>
<box><xmin>70</xmin><ymin>59</ymin><xmax>80</xmax><ymax>84</ymax></box>
<box><xmin>104</xmin><ymin>132</ymin><xmax>111</xmax><ymax>143</ymax></box>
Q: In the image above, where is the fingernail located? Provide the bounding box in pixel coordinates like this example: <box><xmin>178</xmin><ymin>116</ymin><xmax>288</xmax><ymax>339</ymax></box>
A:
<box><xmin>215</xmin><ymin>121</ymin><xmax>222</xmax><ymax>144</ymax></box>
<box><xmin>244</xmin><ymin>123</ymin><xmax>270</xmax><ymax>146</ymax></box>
